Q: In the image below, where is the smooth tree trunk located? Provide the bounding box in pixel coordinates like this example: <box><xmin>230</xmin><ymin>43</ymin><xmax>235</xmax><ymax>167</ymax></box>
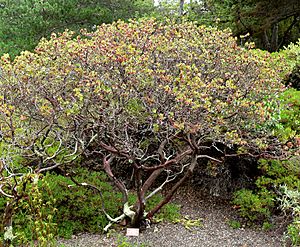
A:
<box><xmin>179</xmin><ymin>0</ymin><xmax>184</xmax><ymax>16</ymax></box>
<box><xmin>270</xmin><ymin>23</ymin><xmax>279</xmax><ymax>52</ymax></box>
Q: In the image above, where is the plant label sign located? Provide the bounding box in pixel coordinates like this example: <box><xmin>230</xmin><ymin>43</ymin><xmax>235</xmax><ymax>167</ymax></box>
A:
<box><xmin>126</xmin><ymin>228</ymin><xmax>139</xmax><ymax>236</ymax></box>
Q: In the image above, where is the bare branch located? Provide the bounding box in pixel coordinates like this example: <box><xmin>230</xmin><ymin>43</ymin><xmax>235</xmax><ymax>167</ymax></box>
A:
<box><xmin>0</xmin><ymin>184</ymin><xmax>14</xmax><ymax>198</ymax></box>
<box><xmin>103</xmin><ymin>155</ymin><xmax>129</xmax><ymax>204</ymax></box>
<box><xmin>145</xmin><ymin>163</ymin><xmax>190</xmax><ymax>201</ymax></box>
<box><xmin>141</xmin><ymin>148</ymin><xmax>192</xmax><ymax>171</ymax></box>
<box><xmin>196</xmin><ymin>155</ymin><xmax>222</xmax><ymax>163</ymax></box>
<box><xmin>147</xmin><ymin>154</ymin><xmax>198</xmax><ymax>218</ymax></box>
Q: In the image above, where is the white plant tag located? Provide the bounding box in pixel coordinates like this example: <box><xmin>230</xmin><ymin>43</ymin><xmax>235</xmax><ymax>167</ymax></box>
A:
<box><xmin>126</xmin><ymin>228</ymin><xmax>139</xmax><ymax>236</ymax></box>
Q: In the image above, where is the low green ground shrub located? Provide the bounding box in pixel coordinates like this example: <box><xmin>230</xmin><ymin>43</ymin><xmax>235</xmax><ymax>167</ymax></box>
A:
<box><xmin>286</xmin><ymin>220</ymin><xmax>300</xmax><ymax>246</ymax></box>
<box><xmin>233</xmin><ymin>188</ymin><xmax>274</xmax><ymax>222</ymax></box>
<box><xmin>43</xmin><ymin>168</ymin><xmax>121</xmax><ymax>238</ymax></box>
<box><xmin>232</xmin><ymin>82</ymin><xmax>300</xmax><ymax>243</ymax></box>
<box><xmin>1</xmin><ymin>167</ymin><xmax>181</xmax><ymax>245</ymax></box>
<box><xmin>278</xmin><ymin>185</ymin><xmax>300</xmax><ymax>246</ymax></box>
<box><xmin>233</xmin><ymin>158</ymin><xmax>300</xmax><ymax>244</ymax></box>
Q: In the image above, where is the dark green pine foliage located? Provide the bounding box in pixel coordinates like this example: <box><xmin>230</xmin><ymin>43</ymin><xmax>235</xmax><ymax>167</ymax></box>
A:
<box><xmin>187</xmin><ymin>0</ymin><xmax>300</xmax><ymax>51</ymax></box>
<box><xmin>0</xmin><ymin>0</ymin><xmax>154</xmax><ymax>57</ymax></box>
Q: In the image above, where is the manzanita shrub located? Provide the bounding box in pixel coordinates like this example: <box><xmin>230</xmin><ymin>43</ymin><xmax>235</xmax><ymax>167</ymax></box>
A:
<box><xmin>0</xmin><ymin>18</ymin><xmax>287</xmax><ymax>231</ymax></box>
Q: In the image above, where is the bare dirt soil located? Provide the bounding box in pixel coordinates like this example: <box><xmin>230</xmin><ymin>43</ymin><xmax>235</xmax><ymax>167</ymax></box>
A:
<box><xmin>57</xmin><ymin>186</ymin><xmax>286</xmax><ymax>247</ymax></box>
